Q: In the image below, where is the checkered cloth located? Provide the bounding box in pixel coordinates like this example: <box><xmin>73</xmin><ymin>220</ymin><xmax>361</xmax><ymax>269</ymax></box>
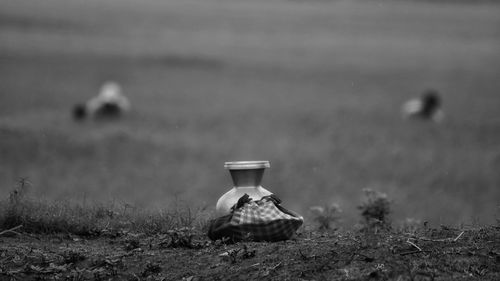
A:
<box><xmin>208</xmin><ymin>194</ymin><xmax>303</xmax><ymax>242</ymax></box>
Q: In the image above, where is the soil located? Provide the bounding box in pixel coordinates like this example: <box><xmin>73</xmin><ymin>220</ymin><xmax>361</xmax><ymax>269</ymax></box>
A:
<box><xmin>0</xmin><ymin>226</ymin><xmax>499</xmax><ymax>280</ymax></box>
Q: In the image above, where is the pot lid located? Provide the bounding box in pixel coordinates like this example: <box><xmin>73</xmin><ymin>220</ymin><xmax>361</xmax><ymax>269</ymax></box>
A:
<box><xmin>224</xmin><ymin>161</ymin><xmax>270</xmax><ymax>170</ymax></box>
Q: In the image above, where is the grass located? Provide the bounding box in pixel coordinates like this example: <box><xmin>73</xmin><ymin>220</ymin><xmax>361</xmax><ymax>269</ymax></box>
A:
<box><xmin>0</xmin><ymin>180</ymin><xmax>211</xmax><ymax>236</ymax></box>
<box><xmin>0</xmin><ymin>198</ymin><xmax>209</xmax><ymax>236</ymax></box>
<box><xmin>0</xmin><ymin>0</ymin><xmax>499</xmax><ymax>227</ymax></box>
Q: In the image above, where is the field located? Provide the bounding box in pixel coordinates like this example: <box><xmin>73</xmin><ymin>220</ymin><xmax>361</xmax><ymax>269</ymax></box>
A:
<box><xmin>1</xmin><ymin>0</ymin><xmax>500</xmax><ymax>227</ymax></box>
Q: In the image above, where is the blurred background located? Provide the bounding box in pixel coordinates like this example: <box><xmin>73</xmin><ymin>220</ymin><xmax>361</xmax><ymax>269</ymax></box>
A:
<box><xmin>1</xmin><ymin>0</ymin><xmax>499</xmax><ymax>226</ymax></box>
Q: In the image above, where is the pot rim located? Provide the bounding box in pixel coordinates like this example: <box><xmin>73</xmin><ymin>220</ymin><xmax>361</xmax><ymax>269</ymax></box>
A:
<box><xmin>224</xmin><ymin>160</ymin><xmax>270</xmax><ymax>170</ymax></box>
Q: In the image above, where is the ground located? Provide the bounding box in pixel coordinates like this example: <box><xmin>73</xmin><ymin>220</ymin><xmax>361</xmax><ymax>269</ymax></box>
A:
<box><xmin>1</xmin><ymin>226</ymin><xmax>499</xmax><ymax>280</ymax></box>
<box><xmin>1</xmin><ymin>0</ymin><xmax>500</xmax><ymax>225</ymax></box>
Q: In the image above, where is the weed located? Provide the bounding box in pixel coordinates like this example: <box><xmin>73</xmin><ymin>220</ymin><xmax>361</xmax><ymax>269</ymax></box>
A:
<box><xmin>159</xmin><ymin>227</ymin><xmax>206</xmax><ymax>249</ymax></box>
<box><xmin>241</xmin><ymin>244</ymin><xmax>256</xmax><ymax>259</ymax></box>
<box><xmin>225</xmin><ymin>248</ymin><xmax>241</xmax><ymax>264</ymax></box>
<box><xmin>3</xmin><ymin>178</ymin><xmax>32</xmax><ymax>228</ymax></box>
<box><xmin>309</xmin><ymin>203</ymin><xmax>342</xmax><ymax>231</ymax></box>
<box><xmin>219</xmin><ymin>244</ymin><xmax>257</xmax><ymax>264</ymax></box>
<box><xmin>9</xmin><ymin>177</ymin><xmax>31</xmax><ymax>206</ymax></box>
<box><xmin>358</xmin><ymin>188</ymin><xmax>392</xmax><ymax>230</ymax></box>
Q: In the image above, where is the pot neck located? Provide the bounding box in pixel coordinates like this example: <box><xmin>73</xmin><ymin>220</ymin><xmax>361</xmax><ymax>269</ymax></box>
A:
<box><xmin>229</xmin><ymin>168</ymin><xmax>265</xmax><ymax>188</ymax></box>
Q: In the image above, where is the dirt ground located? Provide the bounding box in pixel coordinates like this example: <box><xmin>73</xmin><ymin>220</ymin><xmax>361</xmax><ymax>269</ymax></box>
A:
<box><xmin>2</xmin><ymin>0</ymin><xmax>500</xmax><ymax>226</ymax></box>
<box><xmin>0</xmin><ymin>225</ymin><xmax>499</xmax><ymax>280</ymax></box>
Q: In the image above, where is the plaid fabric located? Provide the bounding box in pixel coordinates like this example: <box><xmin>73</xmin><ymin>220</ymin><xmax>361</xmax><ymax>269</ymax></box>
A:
<box><xmin>208</xmin><ymin>195</ymin><xmax>303</xmax><ymax>242</ymax></box>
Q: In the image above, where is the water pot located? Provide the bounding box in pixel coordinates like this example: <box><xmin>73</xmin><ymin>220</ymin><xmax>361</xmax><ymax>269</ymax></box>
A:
<box><xmin>215</xmin><ymin>161</ymin><xmax>273</xmax><ymax>216</ymax></box>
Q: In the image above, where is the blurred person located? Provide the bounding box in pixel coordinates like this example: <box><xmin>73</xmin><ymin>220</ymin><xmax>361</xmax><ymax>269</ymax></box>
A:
<box><xmin>73</xmin><ymin>81</ymin><xmax>130</xmax><ymax>121</ymax></box>
<box><xmin>402</xmin><ymin>89</ymin><xmax>443</xmax><ymax>122</ymax></box>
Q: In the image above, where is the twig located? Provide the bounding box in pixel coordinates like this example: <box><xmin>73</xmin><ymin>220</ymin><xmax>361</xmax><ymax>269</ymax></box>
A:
<box><xmin>406</xmin><ymin>239</ymin><xmax>422</xmax><ymax>252</ymax></box>
<box><xmin>416</xmin><ymin>235</ymin><xmax>465</xmax><ymax>243</ymax></box>
<box><xmin>0</xmin><ymin>225</ymin><xmax>23</xmax><ymax>236</ymax></box>
<box><xmin>418</xmin><ymin>237</ymin><xmax>451</xmax><ymax>242</ymax></box>
<box><xmin>298</xmin><ymin>249</ymin><xmax>312</xmax><ymax>260</ymax></box>
<box><xmin>271</xmin><ymin>262</ymin><xmax>282</xmax><ymax>270</ymax></box>
<box><xmin>453</xmin><ymin>231</ymin><xmax>465</xmax><ymax>242</ymax></box>
<box><xmin>399</xmin><ymin>250</ymin><xmax>432</xmax><ymax>256</ymax></box>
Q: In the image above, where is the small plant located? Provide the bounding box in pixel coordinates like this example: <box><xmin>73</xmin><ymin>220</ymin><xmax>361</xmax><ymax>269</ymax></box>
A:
<box><xmin>9</xmin><ymin>177</ymin><xmax>31</xmax><ymax>206</ymax></box>
<box><xmin>2</xmin><ymin>177</ymin><xmax>32</xmax><ymax>229</ymax></box>
<box><xmin>219</xmin><ymin>244</ymin><xmax>256</xmax><ymax>264</ymax></box>
<box><xmin>358</xmin><ymin>188</ymin><xmax>392</xmax><ymax>229</ymax></box>
<box><xmin>309</xmin><ymin>202</ymin><xmax>342</xmax><ymax>231</ymax></box>
<box><xmin>400</xmin><ymin>217</ymin><xmax>422</xmax><ymax>234</ymax></box>
<box><xmin>159</xmin><ymin>227</ymin><xmax>206</xmax><ymax>249</ymax></box>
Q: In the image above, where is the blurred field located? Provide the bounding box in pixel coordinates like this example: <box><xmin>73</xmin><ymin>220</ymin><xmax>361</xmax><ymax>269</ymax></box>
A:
<box><xmin>0</xmin><ymin>0</ymin><xmax>499</xmax><ymax>226</ymax></box>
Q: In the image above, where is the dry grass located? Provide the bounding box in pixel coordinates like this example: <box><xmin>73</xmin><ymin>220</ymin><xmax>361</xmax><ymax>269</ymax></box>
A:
<box><xmin>0</xmin><ymin>180</ymin><xmax>212</xmax><ymax>236</ymax></box>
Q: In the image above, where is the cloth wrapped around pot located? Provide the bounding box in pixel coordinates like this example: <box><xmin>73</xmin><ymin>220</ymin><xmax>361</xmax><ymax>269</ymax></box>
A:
<box><xmin>208</xmin><ymin>194</ymin><xmax>303</xmax><ymax>242</ymax></box>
